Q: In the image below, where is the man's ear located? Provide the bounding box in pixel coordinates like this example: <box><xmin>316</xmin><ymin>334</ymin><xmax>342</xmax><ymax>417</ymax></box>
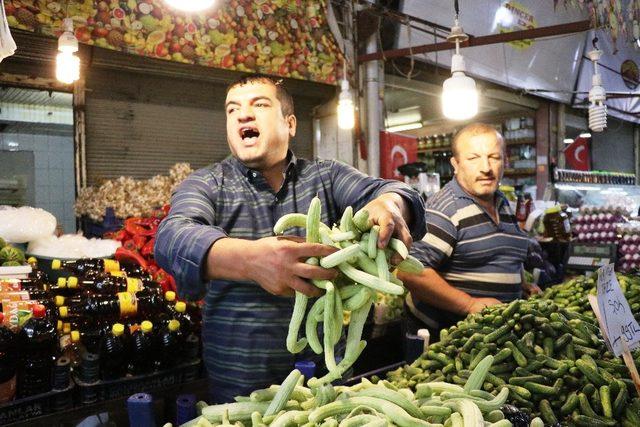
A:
<box><xmin>450</xmin><ymin>156</ymin><xmax>458</xmax><ymax>175</ymax></box>
<box><xmin>287</xmin><ymin>114</ymin><xmax>297</xmax><ymax>138</ymax></box>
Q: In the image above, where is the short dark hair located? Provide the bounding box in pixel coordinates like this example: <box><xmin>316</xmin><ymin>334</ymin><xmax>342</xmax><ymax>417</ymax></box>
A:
<box><xmin>451</xmin><ymin>123</ymin><xmax>503</xmax><ymax>158</ymax></box>
<box><xmin>226</xmin><ymin>73</ymin><xmax>295</xmax><ymax>117</ymax></box>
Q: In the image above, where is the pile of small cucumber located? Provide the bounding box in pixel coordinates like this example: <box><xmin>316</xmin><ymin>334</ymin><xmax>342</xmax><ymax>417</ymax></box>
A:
<box><xmin>385</xmin><ymin>299</ymin><xmax>640</xmax><ymax>426</ymax></box>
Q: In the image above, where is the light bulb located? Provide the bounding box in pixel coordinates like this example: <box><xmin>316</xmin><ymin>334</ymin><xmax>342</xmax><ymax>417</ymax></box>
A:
<box><xmin>442</xmin><ymin>54</ymin><xmax>478</xmax><ymax>121</ymax></box>
<box><xmin>588</xmin><ymin>101</ymin><xmax>607</xmax><ymax>132</ymax></box>
<box><xmin>337</xmin><ymin>79</ymin><xmax>355</xmax><ymax>130</ymax></box>
<box><xmin>56</xmin><ymin>52</ymin><xmax>80</xmax><ymax>84</ymax></box>
<box><xmin>587</xmin><ymin>49</ymin><xmax>606</xmax><ymax>132</ymax></box>
<box><xmin>164</xmin><ymin>0</ymin><xmax>216</xmax><ymax>11</ymax></box>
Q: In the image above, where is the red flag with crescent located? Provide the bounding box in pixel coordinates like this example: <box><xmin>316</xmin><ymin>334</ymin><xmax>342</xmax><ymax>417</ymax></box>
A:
<box><xmin>565</xmin><ymin>136</ymin><xmax>591</xmax><ymax>171</ymax></box>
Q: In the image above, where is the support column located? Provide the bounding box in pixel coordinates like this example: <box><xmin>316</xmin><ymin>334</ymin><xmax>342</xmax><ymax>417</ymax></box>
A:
<box><xmin>635</xmin><ymin>125</ymin><xmax>640</xmax><ymax>185</ymax></box>
<box><xmin>73</xmin><ymin>78</ymin><xmax>87</xmax><ymax>191</ymax></box>
<box><xmin>556</xmin><ymin>104</ymin><xmax>566</xmax><ymax>169</ymax></box>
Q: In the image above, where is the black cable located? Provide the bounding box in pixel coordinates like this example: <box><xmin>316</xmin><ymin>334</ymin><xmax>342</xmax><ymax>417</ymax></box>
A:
<box><xmin>454</xmin><ymin>0</ymin><xmax>460</xmax><ymax>17</ymax></box>
<box><xmin>592</xmin><ymin>36</ymin><xmax>599</xmax><ymax>49</ymax></box>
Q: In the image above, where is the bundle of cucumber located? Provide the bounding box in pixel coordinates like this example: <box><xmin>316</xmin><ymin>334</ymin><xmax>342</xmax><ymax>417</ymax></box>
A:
<box><xmin>534</xmin><ymin>273</ymin><xmax>640</xmax><ymax>323</ymax></box>
<box><xmin>272</xmin><ymin>197</ymin><xmax>424</xmax><ymax>386</ymax></box>
<box><xmin>385</xmin><ymin>299</ymin><xmax>640</xmax><ymax>426</ymax></box>
<box><xmin>180</xmin><ymin>355</ymin><xmax>539</xmax><ymax>427</ymax></box>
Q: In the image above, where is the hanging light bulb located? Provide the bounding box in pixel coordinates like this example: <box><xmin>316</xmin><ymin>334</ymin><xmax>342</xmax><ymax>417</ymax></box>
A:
<box><xmin>587</xmin><ymin>48</ymin><xmax>607</xmax><ymax>133</ymax></box>
<box><xmin>337</xmin><ymin>62</ymin><xmax>355</xmax><ymax>130</ymax></box>
<box><xmin>441</xmin><ymin>11</ymin><xmax>478</xmax><ymax>121</ymax></box>
<box><xmin>164</xmin><ymin>0</ymin><xmax>216</xmax><ymax>12</ymax></box>
<box><xmin>56</xmin><ymin>18</ymin><xmax>80</xmax><ymax>84</ymax></box>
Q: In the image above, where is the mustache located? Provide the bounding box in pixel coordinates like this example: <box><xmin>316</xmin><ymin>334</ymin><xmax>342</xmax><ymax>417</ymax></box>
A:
<box><xmin>476</xmin><ymin>174</ymin><xmax>496</xmax><ymax>181</ymax></box>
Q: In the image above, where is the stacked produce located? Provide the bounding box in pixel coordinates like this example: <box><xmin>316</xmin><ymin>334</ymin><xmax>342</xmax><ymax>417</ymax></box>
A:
<box><xmin>180</xmin><ymin>357</ymin><xmax>537</xmax><ymax>427</ymax></box>
<box><xmin>273</xmin><ymin>198</ymin><xmax>423</xmax><ymax>386</ymax></box>
<box><xmin>104</xmin><ymin>205</ymin><xmax>177</xmax><ymax>294</ymax></box>
<box><xmin>571</xmin><ymin>205</ymin><xmax>627</xmax><ymax>244</ymax></box>
<box><xmin>75</xmin><ymin>163</ymin><xmax>192</xmax><ymax>221</ymax></box>
<box><xmin>534</xmin><ymin>273</ymin><xmax>640</xmax><ymax>323</ymax></box>
<box><xmin>617</xmin><ymin>224</ymin><xmax>640</xmax><ymax>273</ymax></box>
<box><xmin>385</xmin><ymin>298</ymin><xmax>640</xmax><ymax>425</ymax></box>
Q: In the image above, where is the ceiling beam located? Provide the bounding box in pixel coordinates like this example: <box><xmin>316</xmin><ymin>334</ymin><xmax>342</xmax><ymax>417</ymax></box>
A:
<box><xmin>358</xmin><ymin>20</ymin><xmax>591</xmax><ymax>63</ymax></box>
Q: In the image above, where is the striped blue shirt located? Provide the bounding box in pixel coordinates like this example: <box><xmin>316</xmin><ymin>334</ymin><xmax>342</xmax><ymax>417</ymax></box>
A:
<box><xmin>154</xmin><ymin>151</ymin><xmax>426</xmax><ymax>402</ymax></box>
<box><xmin>407</xmin><ymin>179</ymin><xmax>528</xmax><ymax>329</ymax></box>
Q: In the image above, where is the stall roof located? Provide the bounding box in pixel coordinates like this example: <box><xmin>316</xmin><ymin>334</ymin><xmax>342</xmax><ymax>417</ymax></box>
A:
<box><xmin>383</xmin><ymin>0</ymin><xmax>639</xmax><ymax>124</ymax></box>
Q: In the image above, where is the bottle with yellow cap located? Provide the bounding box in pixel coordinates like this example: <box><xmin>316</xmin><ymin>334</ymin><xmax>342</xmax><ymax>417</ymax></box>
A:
<box><xmin>99</xmin><ymin>323</ymin><xmax>128</xmax><ymax>380</ymax></box>
<box><xmin>72</xmin><ymin>274</ymin><xmax>144</xmax><ymax>296</ymax></box>
<box><xmin>174</xmin><ymin>301</ymin><xmax>196</xmax><ymax>337</ymax></box>
<box><xmin>128</xmin><ymin>320</ymin><xmax>155</xmax><ymax>376</ymax></box>
<box><xmin>58</xmin><ymin>291</ymin><xmax>140</xmax><ymax>320</ymax></box>
<box><xmin>62</xmin><ymin>330</ymin><xmax>83</xmax><ymax>370</ymax></box>
<box><xmin>156</xmin><ymin>319</ymin><xmax>183</xmax><ymax>370</ymax></box>
<box><xmin>51</xmin><ymin>258</ymin><xmax>120</xmax><ymax>278</ymax></box>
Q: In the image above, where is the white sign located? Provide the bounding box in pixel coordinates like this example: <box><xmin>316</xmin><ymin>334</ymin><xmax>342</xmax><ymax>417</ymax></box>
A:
<box><xmin>596</xmin><ymin>264</ymin><xmax>640</xmax><ymax>357</ymax></box>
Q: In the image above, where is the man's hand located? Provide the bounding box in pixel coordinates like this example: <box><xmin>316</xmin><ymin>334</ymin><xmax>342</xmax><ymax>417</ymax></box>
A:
<box><xmin>465</xmin><ymin>297</ymin><xmax>502</xmax><ymax>314</ymax></box>
<box><xmin>245</xmin><ymin>236</ymin><xmax>338</xmax><ymax>297</ymax></box>
<box><xmin>360</xmin><ymin>193</ymin><xmax>413</xmax><ymax>259</ymax></box>
<box><xmin>523</xmin><ymin>282</ymin><xmax>543</xmax><ymax>298</ymax></box>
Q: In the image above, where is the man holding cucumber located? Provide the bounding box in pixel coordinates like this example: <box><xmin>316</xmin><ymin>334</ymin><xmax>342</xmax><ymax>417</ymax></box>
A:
<box><xmin>399</xmin><ymin>123</ymin><xmax>541</xmax><ymax>336</ymax></box>
<box><xmin>155</xmin><ymin>74</ymin><xmax>426</xmax><ymax>403</ymax></box>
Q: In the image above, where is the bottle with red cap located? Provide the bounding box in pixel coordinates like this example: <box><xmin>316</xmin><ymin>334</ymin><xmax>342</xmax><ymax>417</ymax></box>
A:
<box><xmin>0</xmin><ymin>312</ymin><xmax>18</xmax><ymax>403</ymax></box>
<box><xmin>17</xmin><ymin>304</ymin><xmax>56</xmax><ymax>397</ymax></box>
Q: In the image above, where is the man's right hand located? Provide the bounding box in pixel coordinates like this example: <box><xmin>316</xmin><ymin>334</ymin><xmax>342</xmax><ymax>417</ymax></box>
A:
<box><xmin>465</xmin><ymin>297</ymin><xmax>502</xmax><ymax>314</ymax></box>
<box><xmin>245</xmin><ymin>236</ymin><xmax>338</xmax><ymax>297</ymax></box>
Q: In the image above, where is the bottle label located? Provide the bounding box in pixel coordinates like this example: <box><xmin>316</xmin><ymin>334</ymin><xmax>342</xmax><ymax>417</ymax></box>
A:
<box><xmin>126</xmin><ymin>278</ymin><xmax>143</xmax><ymax>293</ymax></box>
<box><xmin>104</xmin><ymin>259</ymin><xmax>121</xmax><ymax>273</ymax></box>
<box><xmin>117</xmin><ymin>292</ymin><xmax>138</xmax><ymax>317</ymax></box>
<box><xmin>110</xmin><ymin>271</ymin><xmax>126</xmax><ymax>278</ymax></box>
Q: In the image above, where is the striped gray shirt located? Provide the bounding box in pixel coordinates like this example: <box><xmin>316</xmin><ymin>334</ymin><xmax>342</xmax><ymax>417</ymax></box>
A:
<box><xmin>408</xmin><ymin>178</ymin><xmax>528</xmax><ymax>328</ymax></box>
<box><xmin>154</xmin><ymin>151</ymin><xmax>426</xmax><ymax>402</ymax></box>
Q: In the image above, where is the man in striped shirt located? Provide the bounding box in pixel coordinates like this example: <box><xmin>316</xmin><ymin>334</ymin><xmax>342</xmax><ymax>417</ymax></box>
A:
<box><xmin>154</xmin><ymin>74</ymin><xmax>426</xmax><ymax>402</ymax></box>
<box><xmin>399</xmin><ymin>123</ymin><xmax>540</xmax><ymax>335</ymax></box>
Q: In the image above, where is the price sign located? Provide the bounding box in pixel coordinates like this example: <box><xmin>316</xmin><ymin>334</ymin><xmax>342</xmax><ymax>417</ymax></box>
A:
<box><xmin>596</xmin><ymin>264</ymin><xmax>640</xmax><ymax>357</ymax></box>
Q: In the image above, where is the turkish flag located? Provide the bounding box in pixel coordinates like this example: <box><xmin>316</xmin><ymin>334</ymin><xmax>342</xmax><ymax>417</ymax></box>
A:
<box><xmin>564</xmin><ymin>137</ymin><xmax>591</xmax><ymax>171</ymax></box>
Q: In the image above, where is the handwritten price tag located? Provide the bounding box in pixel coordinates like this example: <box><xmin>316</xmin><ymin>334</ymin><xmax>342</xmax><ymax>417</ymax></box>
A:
<box><xmin>596</xmin><ymin>264</ymin><xmax>640</xmax><ymax>357</ymax></box>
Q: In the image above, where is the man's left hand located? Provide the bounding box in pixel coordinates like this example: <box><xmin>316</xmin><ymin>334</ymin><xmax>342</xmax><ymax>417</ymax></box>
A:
<box><xmin>360</xmin><ymin>193</ymin><xmax>413</xmax><ymax>258</ymax></box>
<box><xmin>523</xmin><ymin>282</ymin><xmax>542</xmax><ymax>298</ymax></box>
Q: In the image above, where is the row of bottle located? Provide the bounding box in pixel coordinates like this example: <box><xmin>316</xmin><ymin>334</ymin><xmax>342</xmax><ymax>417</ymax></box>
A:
<box><xmin>0</xmin><ymin>302</ymin><xmax>200</xmax><ymax>402</ymax></box>
<box><xmin>417</xmin><ymin>133</ymin><xmax>454</xmax><ymax>150</ymax></box>
<box><xmin>554</xmin><ymin>168</ymin><xmax>636</xmax><ymax>185</ymax></box>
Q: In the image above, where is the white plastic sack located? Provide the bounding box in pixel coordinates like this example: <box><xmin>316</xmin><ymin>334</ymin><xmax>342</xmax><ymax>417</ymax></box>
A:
<box><xmin>27</xmin><ymin>234</ymin><xmax>121</xmax><ymax>259</ymax></box>
<box><xmin>0</xmin><ymin>206</ymin><xmax>57</xmax><ymax>243</ymax></box>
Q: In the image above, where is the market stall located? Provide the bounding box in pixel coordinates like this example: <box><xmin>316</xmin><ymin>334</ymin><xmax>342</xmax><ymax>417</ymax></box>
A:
<box><xmin>1</xmin><ymin>0</ymin><xmax>640</xmax><ymax>426</ymax></box>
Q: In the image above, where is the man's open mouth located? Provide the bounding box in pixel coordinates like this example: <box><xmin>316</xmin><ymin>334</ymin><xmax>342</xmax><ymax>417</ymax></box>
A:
<box><xmin>239</xmin><ymin>126</ymin><xmax>260</xmax><ymax>143</ymax></box>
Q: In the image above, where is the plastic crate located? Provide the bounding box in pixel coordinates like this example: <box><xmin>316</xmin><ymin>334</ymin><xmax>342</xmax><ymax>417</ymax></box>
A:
<box><xmin>74</xmin><ymin>359</ymin><xmax>202</xmax><ymax>404</ymax></box>
<box><xmin>0</xmin><ymin>381</ymin><xmax>74</xmax><ymax>425</ymax></box>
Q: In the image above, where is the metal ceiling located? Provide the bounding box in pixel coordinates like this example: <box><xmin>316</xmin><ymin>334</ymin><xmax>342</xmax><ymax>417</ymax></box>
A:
<box><xmin>0</xmin><ymin>86</ymin><xmax>73</xmax><ymax>109</ymax></box>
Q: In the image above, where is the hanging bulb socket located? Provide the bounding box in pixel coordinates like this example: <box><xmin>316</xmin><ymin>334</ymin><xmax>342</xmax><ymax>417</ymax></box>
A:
<box><xmin>587</xmin><ymin>48</ymin><xmax>606</xmax><ymax>133</ymax></box>
<box><xmin>58</xmin><ymin>18</ymin><xmax>78</xmax><ymax>53</ymax></box>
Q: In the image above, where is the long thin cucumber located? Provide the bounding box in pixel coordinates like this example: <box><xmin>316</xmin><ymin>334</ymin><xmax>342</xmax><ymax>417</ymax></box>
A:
<box><xmin>321</xmin><ymin>244</ymin><xmax>362</xmax><ymax>269</ymax></box>
<box><xmin>323</xmin><ymin>283</ymin><xmax>338</xmax><ymax>372</ymax></box>
<box><xmin>273</xmin><ymin>213</ymin><xmax>332</xmax><ymax>235</ymax></box>
<box><xmin>286</xmin><ymin>291</ymin><xmax>308</xmax><ymax>353</ymax></box>
<box><xmin>375</xmin><ymin>249</ymin><xmax>391</xmax><ymax>282</ymax></box>
<box><xmin>332</xmin><ymin>285</ymin><xmax>343</xmax><ymax>346</ymax></box>
<box><xmin>396</xmin><ymin>255</ymin><xmax>424</xmax><ymax>274</ymax></box>
<box><xmin>352</xmin><ymin>210</ymin><xmax>373</xmax><ymax>232</ymax></box>
<box><xmin>306</xmin><ymin>296</ymin><xmax>326</xmax><ymax>354</ymax></box>
<box><xmin>338</xmin><ymin>263</ymin><xmax>404</xmax><ymax>295</ymax></box>
<box><xmin>368</xmin><ymin>226</ymin><xmax>380</xmax><ymax>259</ymax></box>
<box><xmin>264</xmin><ymin>369</ymin><xmax>302</xmax><ymax>417</ymax></box>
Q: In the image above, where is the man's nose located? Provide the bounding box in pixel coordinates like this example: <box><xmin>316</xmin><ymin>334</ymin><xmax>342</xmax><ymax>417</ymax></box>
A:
<box><xmin>238</xmin><ymin>106</ymin><xmax>255</xmax><ymax>122</ymax></box>
<box><xmin>480</xmin><ymin>156</ymin><xmax>491</xmax><ymax>172</ymax></box>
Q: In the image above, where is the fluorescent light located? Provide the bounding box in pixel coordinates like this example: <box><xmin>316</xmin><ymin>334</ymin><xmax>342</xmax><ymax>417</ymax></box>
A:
<box><xmin>56</xmin><ymin>18</ymin><xmax>80</xmax><ymax>85</ymax></box>
<box><xmin>164</xmin><ymin>0</ymin><xmax>216</xmax><ymax>11</ymax></box>
<box><xmin>442</xmin><ymin>17</ymin><xmax>478</xmax><ymax>121</ymax></box>
<box><xmin>386</xmin><ymin>122</ymin><xmax>422</xmax><ymax>132</ymax></box>
<box><xmin>579</xmin><ymin>133</ymin><xmax>592</xmax><ymax>138</ymax></box>
<box><xmin>386</xmin><ymin>107</ymin><xmax>422</xmax><ymax>128</ymax></box>
<box><xmin>563</xmin><ymin>138</ymin><xmax>574</xmax><ymax>144</ymax></box>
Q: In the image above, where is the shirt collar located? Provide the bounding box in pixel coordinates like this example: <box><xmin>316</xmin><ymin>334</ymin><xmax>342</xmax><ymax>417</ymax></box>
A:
<box><xmin>449</xmin><ymin>177</ymin><xmax>508</xmax><ymax>208</ymax></box>
<box><xmin>229</xmin><ymin>150</ymin><xmax>298</xmax><ymax>181</ymax></box>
